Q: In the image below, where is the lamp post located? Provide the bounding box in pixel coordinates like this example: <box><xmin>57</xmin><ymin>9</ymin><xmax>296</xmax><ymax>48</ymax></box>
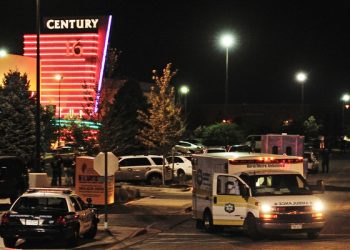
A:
<box><xmin>295</xmin><ymin>71</ymin><xmax>308</xmax><ymax>114</ymax></box>
<box><xmin>55</xmin><ymin>74</ymin><xmax>63</xmax><ymax>146</ymax></box>
<box><xmin>220</xmin><ymin>33</ymin><xmax>235</xmax><ymax>116</ymax></box>
<box><xmin>179</xmin><ymin>85</ymin><xmax>190</xmax><ymax>115</ymax></box>
<box><xmin>341</xmin><ymin>93</ymin><xmax>350</xmax><ymax>136</ymax></box>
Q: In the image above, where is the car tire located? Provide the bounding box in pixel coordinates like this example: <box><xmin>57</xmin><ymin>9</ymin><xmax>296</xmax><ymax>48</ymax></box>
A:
<box><xmin>203</xmin><ymin>210</ymin><xmax>216</xmax><ymax>233</ymax></box>
<box><xmin>67</xmin><ymin>226</ymin><xmax>80</xmax><ymax>247</ymax></box>
<box><xmin>177</xmin><ymin>169</ymin><xmax>186</xmax><ymax>181</ymax></box>
<box><xmin>83</xmin><ymin>221</ymin><xmax>98</xmax><ymax>239</ymax></box>
<box><xmin>147</xmin><ymin>173</ymin><xmax>162</xmax><ymax>186</ymax></box>
<box><xmin>244</xmin><ymin>214</ymin><xmax>263</xmax><ymax>240</ymax></box>
<box><xmin>196</xmin><ymin>219</ymin><xmax>204</xmax><ymax>229</ymax></box>
<box><xmin>3</xmin><ymin>237</ymin><xmax>17</xmax><ymax>248</ymax></box>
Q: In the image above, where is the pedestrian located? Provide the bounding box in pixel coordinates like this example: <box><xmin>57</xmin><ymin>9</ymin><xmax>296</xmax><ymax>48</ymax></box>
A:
<box><xmin>321</xmin><ymin>148</ymin><xmax>331</xmax><ymax>173</ymax></box>
<box><xmin>50</xmin><ymin>155</ymin><xmax>58</xmax><ymax>186</ymax></box>
<box><xmin>56</xmin><ymin>155</ymin><xmax>63</xmax><ymax>186</ymax></box>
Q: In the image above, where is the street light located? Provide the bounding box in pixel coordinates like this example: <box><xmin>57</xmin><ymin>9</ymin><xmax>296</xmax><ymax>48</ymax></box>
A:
<box><xmin>295</xmin><ymin>71</ymin><xmax>308</xmax><ymax>115</ymax></box>
<box><xmin>341</xmin><ymin>93</ymin><xmax>350</xmax><ymax>135</ymax></box>
<box><xmin>179</xmin><ymin>85</ymin><xmax>190</xmax><ymax>115</ymax></box>
<box><xmin>0</xmin><ymin>49</ymin><xmax>7</xmax><ymax>58</ymax></box>
<box><xmin>55</xmin><ymin>74</ymin><xmax>63</xmax><ymax>146</ymax></box>
<box><xmin>220</xmin><ymin>33</ymin><xmax>236</xmax><ymax>112</ymax></box>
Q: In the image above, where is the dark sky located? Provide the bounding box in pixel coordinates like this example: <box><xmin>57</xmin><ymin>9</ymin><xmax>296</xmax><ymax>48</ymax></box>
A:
<box><xmin>1</xmin><ymin>0</ymin><xmax>350</xmax><ymax>106</ymax></box>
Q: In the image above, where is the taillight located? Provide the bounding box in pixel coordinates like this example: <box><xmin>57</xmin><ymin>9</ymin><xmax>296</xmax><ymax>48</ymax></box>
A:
<box><xmin>1</xmin><ymin>212</ymin><xmax>10</xmax><ymax>225</ymax></box>
<box><xmin>56</xmin><ymin>216</ymin><xmax>67</xmax><ymax>226</ymax></box>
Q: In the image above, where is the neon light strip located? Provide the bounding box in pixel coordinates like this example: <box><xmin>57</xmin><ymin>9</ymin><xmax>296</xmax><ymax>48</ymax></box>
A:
<box><xmin>24</xmin><ymin>40</ymin><xmax>98</xmax><ymax>44</ymax></box>
<box><xmin>95</xmin><ymin>15</ymin><xmax>112</xmax><ymax>112</ymax></box>
<box><xmin>41</xmin><ymin>100</ymin><xmax>92</xmax><ymax>103</ymax></box>
<box><xmin>42</xmin><ymin>95</ymin><xmax>91</xmax><ymax>97</ymax></box>
<box><xmin>41</xmin><ymin>58</ymin><xmax>85</xmax><ymax>62</ymax></box>
<box><xmin>24</xmin><ymin>52</ymin><xmax>98</xmax><ymax>56</ymax></box>
<box><xmin>57</xmin><ymin>107</ymin><xmax>94</xmax><ymax>109</ymax></box>
<box><xmin>23</xmin><ymin>33</ymin><xmax>98</xmax><ymax>39</ymax></box>
<box><xmin>42</xmin><ymin>76</ymin><xmax>95</xmax><ymax>79</ymax></box>
<box><xmin>41</xmin><ymin>65</ymin><xmax>96</xmax><ymax>68</ymax></box>
<box><xmin>40</xmin><ymin>83</ymin><xmax>95</xmax><ymax>86</ymax></box>
<box><xmin>41</xmin><ymin>89</ymin><xmax>95</xmax><ymax>91</ymax></box>
<box><xmin>42</xmin><ymin>71</ymin><xmax>96</xmax><ymax>73</ymax></box>
<box><xmin>24</xmin><ymin>47</ymin><xmax>98</xmax><ymax>50</ymax></box>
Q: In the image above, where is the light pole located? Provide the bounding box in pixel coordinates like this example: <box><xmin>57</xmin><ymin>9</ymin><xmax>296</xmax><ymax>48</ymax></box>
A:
<box><xmin>341</xmin><ymin>93</ymin><xmax>350</xmax><ymax>135</ymax></box>
<box><xmin>295</xmin><ymin>71</ymin><xmax>308</xmax><ymax>114</ymax></box>
<box><xmin>220</xmin><ymin>33</ymin><xmax>235</xmax><ymax>116</ymax></box>
<box><xmin>179</xmin><ymin>85</ymin><xmax>190</xmax><ymax>115</ymax></box>
<box><xmin>55</xmin><ymin>74</ymin><xmax>63</xmax><ymax>146</ymax></box>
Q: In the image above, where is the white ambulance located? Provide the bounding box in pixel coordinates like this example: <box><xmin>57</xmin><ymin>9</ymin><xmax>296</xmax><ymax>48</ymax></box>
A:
<box><xmin>192</xmin><ymin>152</ymin><xmax>325</xmax><ymax>239</ymax></box>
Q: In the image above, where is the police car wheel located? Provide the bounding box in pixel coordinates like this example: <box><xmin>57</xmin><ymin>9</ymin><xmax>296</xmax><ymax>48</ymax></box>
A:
<box><xmin>83</xmin><ymin>222</ymin><xmax>98</xmax><ymax>239</ymax></box>
<box><xmin>67</xmin><ymin>227</ymin><xmax>80</xmax><ymax>246</ymax></box>
<box><xmin>3</xmin><ymin>237</ymin><xmax>17</xmax><ymax>248</ymax></box>
<box><xmin>307</xmin><ymin>231</ymin><xmax>319</xmax><ymax>239</ymax></box>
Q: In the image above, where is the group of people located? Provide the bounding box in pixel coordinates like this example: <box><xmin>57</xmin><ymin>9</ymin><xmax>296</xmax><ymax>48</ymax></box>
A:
<box><xmin>50</xmin><ymin>155</ymin><xmax>75</xmax><ymax>186</ymax></box>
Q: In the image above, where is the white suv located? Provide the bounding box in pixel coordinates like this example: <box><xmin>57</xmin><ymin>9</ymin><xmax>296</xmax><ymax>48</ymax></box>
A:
<box><xmin>116</xmin><ymin>155</ymin><xmax>172</xmax><ymax>185</ymax></box>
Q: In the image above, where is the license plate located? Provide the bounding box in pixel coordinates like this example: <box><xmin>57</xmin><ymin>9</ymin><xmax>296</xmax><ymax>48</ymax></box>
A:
<box><xmin>291</xmin><ymin>223</ymin><xmax>302</xmax><ymax>229</ymax></box>
<box><xmin>26</xmin><ymin>219</ymin><xmax>39</xmax><ymax>226</ymax></box>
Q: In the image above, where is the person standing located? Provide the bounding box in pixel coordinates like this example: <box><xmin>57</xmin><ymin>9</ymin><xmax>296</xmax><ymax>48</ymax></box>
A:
<box><xmin>321</xmin><ymin>148</ymin><xmax>330</xmax><ymax>173</ymax></box>
<box><xmin>56</xmin><ymin>155</ymin><xmax>63</xmax><ymax>186</ymax></box>
<box><xmin>51</xmin><ymin>155</ymin><xmax>58</xmax><ymax>186</ymax></box>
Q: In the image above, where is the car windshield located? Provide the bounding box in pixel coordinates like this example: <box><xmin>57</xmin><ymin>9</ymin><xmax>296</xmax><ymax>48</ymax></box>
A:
<box><xmin>12</xmin><ymin>197</ymin><xmax>68</xmax><ymax>212</ymax></box>
<box><xmin>251</xmin><ymin>174</ymin><xmax>312</xmax><ymax>196</ymax></box>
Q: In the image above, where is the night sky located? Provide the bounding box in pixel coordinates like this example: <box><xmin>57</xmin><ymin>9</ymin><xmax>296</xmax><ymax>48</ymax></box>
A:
<box><xmin>1</xmin><ymin>0</ymin><xmax>350</xmax><ymax>106</ymax></box>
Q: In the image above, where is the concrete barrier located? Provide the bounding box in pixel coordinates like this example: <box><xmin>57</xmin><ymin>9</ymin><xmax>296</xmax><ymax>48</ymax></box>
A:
<box><xmin>29</xmin><ymin>173</ymin><xmax>50</xmax><ymax>188</ymax></box>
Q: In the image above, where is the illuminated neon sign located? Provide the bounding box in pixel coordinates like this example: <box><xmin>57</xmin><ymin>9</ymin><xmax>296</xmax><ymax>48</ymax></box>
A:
<box><xmin>23</xmin><ymin>15</ymin><xmax>112</xmax><ymax>118</ymax></box>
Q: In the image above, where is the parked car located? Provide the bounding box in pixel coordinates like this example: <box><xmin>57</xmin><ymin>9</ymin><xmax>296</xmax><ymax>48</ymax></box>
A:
<box><xmin>174</xmin><ymin>141</ymin><xmax>204</xmax><ymax>154</ymax></box>
<box><xmin>227</xmin><ymin>144</ymin><xmax>252</xmax><ymax>153</ymax></box>
<box><xmin>204</xmin><ymin>147</ymin><xmax>226</xmax><ymax>153</ymax></box>
<box><xmin>304</xmin><ymin>151</ymin><xmax>319</xmax><ymax>173</ymax></box>
<box><xmin>166</xmin><ymin>155</ymin><xmax>193</xmax><ymax>177</ymax></box>
<box><xmin>0</xmin><ymin>156</ymin><xmax>29</xmax><ymax>203</ymax></box>
<box><xmin>0</xmin><ymin>188</ymin><xmax>99</xmax><ymax>248</ymax></box>
<box><xmin>116</xmin><ymin>155</ymin><xmax>172</xmax><ymax>185</ymax></box>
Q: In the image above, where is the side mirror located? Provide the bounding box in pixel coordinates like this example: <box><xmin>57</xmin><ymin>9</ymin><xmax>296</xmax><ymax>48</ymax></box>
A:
<box><xmin>241</xmin><ymin>185</ymin><xmax>251</xmax><ymax>198</ymax></box>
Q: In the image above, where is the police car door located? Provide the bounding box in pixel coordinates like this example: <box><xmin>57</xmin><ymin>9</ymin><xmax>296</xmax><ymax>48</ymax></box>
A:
<box><xmin>212</xmin><ymin>173</ymin><xmax>248</xmax><ymax>226</ymax></box>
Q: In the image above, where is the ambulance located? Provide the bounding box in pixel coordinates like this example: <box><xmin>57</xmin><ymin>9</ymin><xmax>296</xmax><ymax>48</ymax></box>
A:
<box><xmin>192</xmin><ymin>152</ymin><xmax>325</xmax><ymax>239</ymax></box>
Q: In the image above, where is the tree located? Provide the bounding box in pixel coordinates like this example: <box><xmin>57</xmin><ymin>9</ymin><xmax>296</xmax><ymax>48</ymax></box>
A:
<box><xmin>0</xmin><ymin>70</ymin><xmax>36</xmax><ymax>163</ymax></box>
<box><xmin>303</xmin><ymin>115</ymin><xmax>321</xmax><ymax>139</ymax></box>
<box><xmin>99</xmin><ymin>79</ymin><xmax>148</xmax><ymax>155</ymax></box>
<box><xmin>137</xmin><ymin>63</ymin><xmax>185</xmax><ymax>155</ymax></box>
<box><xmin>194</xmin><ymin>122</ymin><xmax>244</xmax><ymax>146</ymax></box>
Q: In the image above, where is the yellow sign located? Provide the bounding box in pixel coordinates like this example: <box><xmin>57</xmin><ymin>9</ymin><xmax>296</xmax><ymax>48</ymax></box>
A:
<box><xmin>75</xmin><ymin>156</ymin><xmax>115</xmax><ymax>205</ymax></box>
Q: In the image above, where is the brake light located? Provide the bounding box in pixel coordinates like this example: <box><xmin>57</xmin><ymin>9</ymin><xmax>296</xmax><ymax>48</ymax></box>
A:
<box><xmin>56</xmin><ymin>216</ymin><xmax>67</xmax><ymax>226</ymax></box>
<box><xmin>259</xmin><ymin>214</ymin><xmax>277</xmax><ymax>220</ymax></box>
<box><xmin>0</xmin><ymin>212</ymin><xmax>10</xmax><ymax>225</ymax></box>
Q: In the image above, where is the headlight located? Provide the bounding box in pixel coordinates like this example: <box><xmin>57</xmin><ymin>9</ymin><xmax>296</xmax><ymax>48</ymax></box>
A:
<box><xmin>312</xmin><ymin>201</ymin><xmax>325</xmax><ymax>212</ymax></box>
<box><xmin>261</xmin><ymin>204</ymin><xmax>272</xmax><ymax>213</ymax></box>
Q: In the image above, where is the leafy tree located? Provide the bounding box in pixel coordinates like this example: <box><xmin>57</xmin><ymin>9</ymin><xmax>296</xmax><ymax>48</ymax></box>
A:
<box><xmin>137</xmin><ymin>63</ymin><xmax>185</xmax><ymax>155</ymax></box>
<box><xmin>303</xmin><ymin>115</ymin><xmax>321</xmax><ymax>139</ymax></box>
<box><xmin>41</xmin><ymin>105</ymin><xmax>56</xmax><ymax>152</ymax></box>
<box><xmin>0</xmin><ymin>70</ymin><xmax>36</xmax><ymax>163</ymax></box>
<box><xmin>99</xmin><ymin>79</ymin><xmax>148</xmax><ymax>155</ymax></box>
<box><xmin>194</xmin><ymin>122</ymin><xmax>244</xmax><ymax>146</ymax></box>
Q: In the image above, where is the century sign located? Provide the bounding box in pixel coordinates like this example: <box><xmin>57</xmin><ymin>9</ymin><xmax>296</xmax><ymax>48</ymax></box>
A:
<box><xmin>44</xmin><ymin>17</ymin><xmax>100</xmax><ymax>31</ymax></box>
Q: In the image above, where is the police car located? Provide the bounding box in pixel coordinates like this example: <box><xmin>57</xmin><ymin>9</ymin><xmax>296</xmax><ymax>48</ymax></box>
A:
<box><xmin>0</xmin><ymin>188</ymin><xmax>99</xmax><ymax>248</ymax></box>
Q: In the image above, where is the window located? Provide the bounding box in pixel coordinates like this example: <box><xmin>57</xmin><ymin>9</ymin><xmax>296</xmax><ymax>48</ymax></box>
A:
<box><xmin>272</xmin><ymin>146</ymin><xmax>278</xmax><ymax>154</ymax></box>
<box><xmin>70</xmin><ymin>197</ymin><xmax>82</xmax><ymax>211</ymax></box>
<box><xmin>75</xmin><ymin>196</ymin><xmax>88</xmax><ymax>210</ymax></box>
<box><xmin>119</xmin><ymin>158</ymin><xmax>151</xmax><ymax>167</ymax></box>
<box><xmin>217</xmin><ymin>175</ymin><xmax>240</xmax><ymax>195</ymax></box>
<box><xmin>286</xmin><ymin>146</ymin><xmax>292</xmax><ymax>155</ymax></box>
<box><xmin>13</xmin><ymin>197</ymin><xmax>68</xmax><ymax>212</ymax></box>
<box><xmin>151</xmin><ymin>157</ymin><xmax>164</xmax><ymax>165</ymax></box>
<box><xmin>167</xmin><ymin>157</ymin><xmax>184</xmax><ymax>164</ymax></box>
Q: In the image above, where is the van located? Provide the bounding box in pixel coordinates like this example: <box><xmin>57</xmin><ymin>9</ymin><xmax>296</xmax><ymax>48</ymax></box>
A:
<box><xmin>0</xmin><ymin>156</ymin><xmax>29</xmax><ymax>203</ymax></box>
